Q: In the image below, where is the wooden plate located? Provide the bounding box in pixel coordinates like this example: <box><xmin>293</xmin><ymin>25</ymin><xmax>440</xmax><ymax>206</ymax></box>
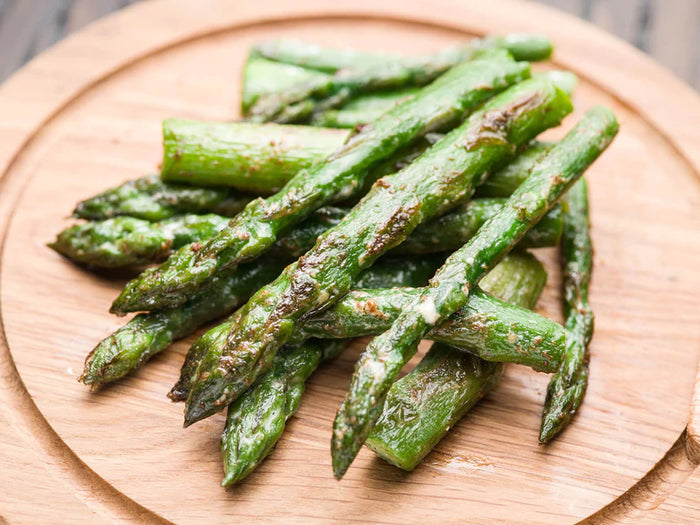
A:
<box><xmin>1</xmin><ymin>0</ymin><xmax>699</xmax><ymax>523</ymax></box>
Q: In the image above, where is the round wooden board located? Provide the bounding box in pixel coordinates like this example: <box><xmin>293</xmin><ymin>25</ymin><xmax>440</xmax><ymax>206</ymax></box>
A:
<box><xmin>1</xmin><ymin>0</ymin><xmax>699</xmax><ymax>523</ymax></box>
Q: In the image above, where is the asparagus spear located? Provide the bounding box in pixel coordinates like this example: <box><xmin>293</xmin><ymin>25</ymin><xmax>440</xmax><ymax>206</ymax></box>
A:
<box><xmin>73</xmin><ymin>174</ymin><xmax>252</xmax><ymax>221</ymax></box>
<box><xmin>246</xmin><ymin>47</ymin><xmax>526</xmax><ymax>124</ymax></box>
<box><xmin>52</xmin><ymin>208</ymin><xmax>346</xmax><ymax>269</ymax></box>
<box><xmin>182</xmin><ymin>77</ymin><xmax>571</xmax><ymax>426</ymax></box>
<box><xmin>71</xmin><ymin>136</ymin><xmax>550</xmax><ymax>224</ymax></box>
<box><xmin>222</xmin><ymin>339</ymin><xmax>347</xmax><ymax>485</ymax></box>
<box><xmin>51</xmin><ymin>199</ymin><xmax>562</xmax><ymax>269</ymax></box>
<box><xmin>539</xmin><ymin>179</ymin><xmax>594</xmax><ymax>443</ymax></box>
<box><xmin>241</xmin><ymin>56</ymin><xmax>329</xmax><ymax>113</ymax></box>
<box><xmin>161</xmin><ymin>119</ymin><xmax>347</xmax><ymax>192</ymax></box>
<box><xmin>291</xmin><ymin>275</ymin><xmax>564</xmax><ymax>372</ymax></box>
<box><xmin>366</xmin><ymin>252</ymin><xmax>546</xmax><ymax>470</ymax></box>
<box><xmin>220</xmin><ymin>252</ymin><xmax>552</xmax><ymax>484</ymax></box>
<box><xmin>79</xmin><ymin>260</ymin><xmax>284</xmax><ymax>388</ymax></box>
<box><xmin>331</xmin><ymin>106</ymin><xmax>619</xmax><ymax>478</ymax></box>
<box><xmin>111</xmin><ymin>54</ymin><xmax>531</xmax><ymax>314</ymax></box>
<box><xmin>240</xmin><ymin>60</ymin><xmax>576</xmax><ymax>130</ymax></box>
<box><xmin>312</xmin><ymin>72</ymin><xmax>574</xmax><ymax>129</ymax></box>
<box><xmin>313</xmin><ymin>72</ymin><xmax>575</xmax><ymax>130</ymax></box>
<box><xmin>50</xmin><ymin>214</ymin><xmax>229</xmax><ymax>268</ymax></box>
<box><xmin>251</xmin><ymin>34</ymin><xmax>552</xmax><ymax>74</ymax></box>
<box><xmin>82</xmin><ymin>254</ymin><xmax>442</xmax><ymax>390</ymax></box>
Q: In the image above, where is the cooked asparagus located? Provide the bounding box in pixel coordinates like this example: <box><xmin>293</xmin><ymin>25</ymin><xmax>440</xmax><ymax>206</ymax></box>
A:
<box><xmin>331</xmin><ymin>106</ymin><xmax>618</xmax><ymax>479</ymax></box>
<box><xmin>241</xmin><ymin>56</ymin><xmax>329</xmax><ymax>113</ymax></box>
<box><xmin>51</xmin><ymin>199</ymin><xmax>562</xmax><ymax>269</ymax></box>
<box><xmin>220</xmin><ymin>252</ymin><xmax>550</xmax><ymax>484</ymax></box>
<box><xmin>83</xmin><ymin>255</ymin><xmax>442</xmax><ymax>390</ymax></box>
<box><xmin>182</xmin><ymin>77</ymin><xmax>571</xmax><ymax>426</ymax></box>
<box><xmin>111</xmin><ymin>53</ymin><xmax>530</xmax><ymax>314</ymax></box>
<box><xmin>366</xmin><ymin>251</ymin><xmax>546</xmax><ymax>470</ymax></box>
<box><xmin>222</xmin><ymin>339</ymin><xmax>347</xmax><ymax>485</ymax></box>
<box><xmin>161</xmin><ymin>119</ymin><xmax>348</xmax><ymax>192</ymax></box>
<box><xmin>251</xmin><ymin>34</ymin><xmax>552</xmax><ymax>74</ymax></box>
<box><xmin>539</xmin><ymin>179</ymin><xmax>594</xmax><ymax>443</ymax></box>
<box><xmin>73</xmin><ymin>174</ymin><xmax>252</xmax><ymax>221</ymax></box>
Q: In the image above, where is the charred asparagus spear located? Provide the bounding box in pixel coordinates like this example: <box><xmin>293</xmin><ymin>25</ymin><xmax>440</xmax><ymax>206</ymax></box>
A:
<box><xmin>366</xmin><ymin>252</ymin><xmax>546</xmax><ymax>470</ymax></box>
<box><xmin>70</xmin><ymin>135</ymin><xmax>551</xmax><ymax>225</ymax></box>
<box><xmin>222</xmin><ymin>339</ymin><xmax>347</xmax><ymax>485</ymax></box>
<box><xmin>220</xmin><ymin>252</ymin><xmax>549</xmax><ymax>485</ymax></box>
<box><xmin>79</xmin><ymin>260</ymin><xmax>284</xmax><ymax>388</ymax></box>
<box><xmin>292</xmin><ymin>266</ymin><xmax>563</xmax><ymax>373</ymax></box>
<box><xmin>50</xmin><ymin>214</ymin><xmax>229</xmax><ymax>269</ymax></box>
<box><xmin>251</xmin><ymin>34</ymin><xmax>552</xmax><ymax>74</ymax></box>
<box><xmin>539</xmin><ymin>179</ymin><xmax>594</xmax><ymax>443</ymax></box>
<box><xmin>81</xmin><ymin>254</ymin><xmax>441</xmax><ymax>389</ymax></box>
<box><xmin>51</xmin><ymin>200</ymin><xmax>562</xmax><ymax>269</ymax></box>
<box><xmin>73</xmin><ymin>175</ymin><xmax>253</xmax><ymax>221</ymax></box>
<box><xmin>166</xmin><ymin>253</ymin><xmax>439</xmax><ymax>401</ymax></box>
<box><xmin>182</xmin><ymin>77</ymin><xmax>571</xmax><ymax>426</ymax></box>
<box><xmin>331</xmin><ymin>106</ymin><xmax>619</xmax><ymax>479</ymax></box>
<box><xmin>112</xmin><ymin>54</ymin><xmax>530</xmax><ymax>314</ymax></box>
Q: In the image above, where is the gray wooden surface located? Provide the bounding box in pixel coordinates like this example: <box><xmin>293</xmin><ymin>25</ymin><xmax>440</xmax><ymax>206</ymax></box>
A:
<box><xmin>0</xmin><ymin>0</ymin><xmax>698</xmax><ymax>89</ymax></box>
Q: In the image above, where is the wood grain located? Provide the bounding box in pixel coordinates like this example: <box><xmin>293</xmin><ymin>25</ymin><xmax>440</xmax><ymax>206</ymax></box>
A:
<box><xmin>0</xmin><ymin>0</ymin><xmax>698</xmax><ymax>523</ymax></box>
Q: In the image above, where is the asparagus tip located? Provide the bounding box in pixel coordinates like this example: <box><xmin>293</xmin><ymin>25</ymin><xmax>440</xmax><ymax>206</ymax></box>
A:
<box><xmin>538</xmin><ymin>370</ymin><xmax>588</xmax><ymax>444</ymax></box>
<box><xmin>221</xmin><ymin>475</ymin><xmax>234</xmax><ymax>488</ymax></box>
<box><xmin>183</xmin><ymin>398</ymin><xmax>213</xmax><ymax>427</ymax></box>
<box><xmin>331</xmin><ymin>443</ymin><xmax>354</xmax><ymax>480</ymax></box>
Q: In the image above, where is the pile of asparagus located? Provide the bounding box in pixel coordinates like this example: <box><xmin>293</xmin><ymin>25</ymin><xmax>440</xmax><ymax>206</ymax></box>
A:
<box><xmin>50</xmin><ymin>34</ymin><xmax>617</xmax><ymax>484</ymax></box>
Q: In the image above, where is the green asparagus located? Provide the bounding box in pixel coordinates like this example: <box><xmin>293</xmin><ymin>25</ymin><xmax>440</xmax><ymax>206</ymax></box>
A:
<box><xmin>161</xmin><ymin>119</ymin><xmax>347</xmax><ymax>192</ymax></box>
<box><xmin>50</xmin><ymin>214</ymin><xmax>229</xmax><ymax>268</ymax></box>
<box><xmin>220</xmin><ymin>252</ymin><xmax>550</xmax><ymax>484</ymax></box>
<box><xmin>51</xmin><ymin>199</ymin><xmax>562</xmax><ymax>269</ymax></box>
<box><xmin>75</xmin><ymin>137</ymin><xmax>550</xmax><ymax>222</ymax></box>
<box><xmin>222</xmin><ymin>254</ymin><xmax>565</xmax><ymax>486</ymax></box>
<box><xmin>182</xmin><ymin>77</ymin><xmax>571</xmax><ymax>426</ymax></box>
<box><xmin>394</xmin><ymin>199</ymin><xmax>562</xmax><ymax>255</ymax></box>
<box><xmin>73</xmin><ymin>174</ymin><xmax>252</xmax><ymax>221</ymax></box>
<box><xmin>83</xmin><ymin>254</ymin><xmax>443</xmax><ymax>390</ymax></box>
<box><xmin>251</xmin><ymin>34</ymin><xmax>552</xmax><ymax>74</ymax></box>
<box><xmin>79</xmin><ymin>260</ymin><xmax>285</xmax><ymax>388</ymax></box>
<box><xmin>221</xmin><ymin>339</ymin><xmax>347</xmax><ymax>485</ymax></box>
<box><xmin>331</xmin><ymin>106</ymin><xmax>618</xmax><ymax>479</ymax></box>
<box><xmin>292</xmin><ymin>276</ymin><xmax>564</xmax><ymax>373</ymax></box>
<box><xmin>539</xmin><ymin>179</ymin><xmax>594</xmax><ymax>443</ymax></box>
<box><xmin>311</xmin><ymin>71</ymin><xmax>575</xmax><ymax>129</ymax></box>
<box><xmin>111</xmin><ymin>54</ymin><xmax>530</xmax><ymax>314</ymax></box>
<box><xmin>173</xmin><ymin>254</ymin><xmax>565</xmax><ymax>402</ymax></box>
<box><xmin>475</xmin><ymin>141</ymin><xmax>553</xmax><ymax>198</ymax></box>
<box><xmin>246</xmin><ymin>47</ymin><xmax>527</xmax><ymax>123</ymax></box>
<box><xmin>366</xmin><ymin>252</ymin><xmax>546</xmax><ymax>470</ymax></box>
<box><xmin>168</xmin><ymin>255</ymin><xmax>444</xmax><ymax>401</ymax></box>
<box><xmin>241</xmin><ymin>56</ymin><xmax>329</xmax><ymax>113</ymax></box>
